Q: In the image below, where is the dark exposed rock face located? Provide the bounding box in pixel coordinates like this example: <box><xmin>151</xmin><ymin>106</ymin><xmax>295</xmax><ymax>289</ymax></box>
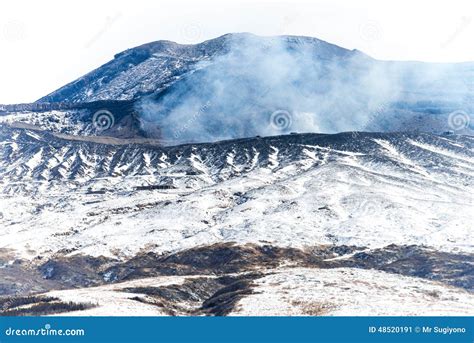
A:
<box><xmin>200</xmin><ymin>274</ymin><xmax>260</xmax><ymax>316</ymax></box>
<box><xmin>2</xmin><ymin>242</ymin><xmax>472</xmax><ymax>299</ymax></box>
<box><xmin>122</xmin><ymin>273</ymin><xmax>261</xmax><ymax>316</ymax></box>
<box><xmin>1</xmin><ymin>242</ymin><xmax>472</xmax><ymax>316</ymax></box>
<box><xmin>99</xmin><ymin>243</ymin><xmax>361</xmax><ymax>281</ymax></box>
<box><xmin>0</xmin><ymin>295</ymin><xmax>96</xmax><ymax>316</ymax></box>
<box><xmin>318</xmin><ymin>245</ymin><xmax>474</xmax><ymax>290</ymax></box>
<box><xmin>39</xmin><ymin>255</ymin><xmax>116</xmax><ymax>287</ymax></box>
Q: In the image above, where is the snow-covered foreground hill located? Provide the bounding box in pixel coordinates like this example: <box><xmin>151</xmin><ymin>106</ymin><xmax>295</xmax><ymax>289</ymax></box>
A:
<box><xmin>36</xmin><ymin>268</ymin><xmax>474</xmax><ymax>316</ymax></box>
<box><xmin>0</xmin><ymin>124</ymin><xmax>473</xmax><ymax>316</ymax></box>
<box><xmin>1</xmin><ymin>127</ymin><xmax>473</xmax><ymax>258</ymax></box>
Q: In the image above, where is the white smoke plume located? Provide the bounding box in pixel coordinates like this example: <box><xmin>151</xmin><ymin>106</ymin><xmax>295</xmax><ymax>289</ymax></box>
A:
<box><xmin>136</xmin><ymin>33</ymin><xmax>472</xmax><ymax>144</ymax></box>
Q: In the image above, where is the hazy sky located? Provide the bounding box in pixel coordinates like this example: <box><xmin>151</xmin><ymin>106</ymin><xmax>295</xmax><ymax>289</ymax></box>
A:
<box><xmin>1</xmin><ymin>0</ymin><xmax>473</xmax><ymax>103</ymax></box>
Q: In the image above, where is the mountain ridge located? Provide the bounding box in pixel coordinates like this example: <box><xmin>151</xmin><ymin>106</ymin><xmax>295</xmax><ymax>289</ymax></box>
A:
<box><xmin>37</xmin><ymin>33</ymin><xmax>361</xmax><ymax>103</ymax></box>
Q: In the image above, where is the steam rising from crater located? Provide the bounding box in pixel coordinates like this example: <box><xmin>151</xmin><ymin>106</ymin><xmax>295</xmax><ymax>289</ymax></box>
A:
<box><xmin>136</xmin><ymin>33</ymin><xmax>472</xmax><ymax>144</ymax></box>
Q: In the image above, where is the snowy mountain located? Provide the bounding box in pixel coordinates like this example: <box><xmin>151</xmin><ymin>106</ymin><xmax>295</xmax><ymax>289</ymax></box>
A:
<box><xmin>37</xmin><ymin>33</ymin><xmax>359</xmax><ymax>103</ymax></box>
<box><xmin>1</xmin><ymin>125</ymin><xmax>473</xmax><ymax>255</ymax></box>
<box><xmin>19</xmin><ymin>32</ymin><xmax>473</xmax><ymax>142</ymax></box>
<box><xmin>0</xmin><ymin>33</ymin><xmax>473</xmax><ymax>316</ymax></box>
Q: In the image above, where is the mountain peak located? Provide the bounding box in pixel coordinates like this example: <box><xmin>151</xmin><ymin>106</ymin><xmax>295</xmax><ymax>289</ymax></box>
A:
<box><xmin>37</xmin><ymin>33</ymin><xmax>358</xmax><ymax>103</ymax></box>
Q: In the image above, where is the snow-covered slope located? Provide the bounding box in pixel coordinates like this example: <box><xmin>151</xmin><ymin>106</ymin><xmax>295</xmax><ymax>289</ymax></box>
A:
<box><xmin>234</xmin><ymin>267</ymin><xmax>474</xmax><ymax>316</ymax></box>
<box><xmin>0</xmin><ymin>127</ymin><xmax>472</xmax><ymax>260</ymax></box>
<box><xmin>19</xmin><ymin>267</ymin><xmax>473</xmax><ymax>316</ymax></box>
<box><xmin>37</xmin><ymin>33</ymin><xmax>358</xmax><ymax>103</ymax></box>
